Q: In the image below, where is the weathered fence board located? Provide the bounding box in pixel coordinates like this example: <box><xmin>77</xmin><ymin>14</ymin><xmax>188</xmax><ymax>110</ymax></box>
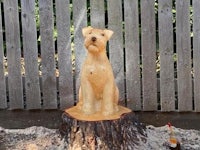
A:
<box><xmin>176</xmin><ymin>0</ymin><xmax>192</xmax><ymax>111</ymax></box>
<box><xmin>56</xmin><ymin>0</ymin><xmax>74</xmax><ymax>109</ymax></box>
<box><xmin>90</xmin><ymin>0</ymin><xmax>105</xmax><ymax>28</ymax></box>
<box><xmin>39</xmin><ymin>0</ymin><xmax>57</xmax><ymax>109</ymax></box>
<box><xmin>124</xmin><ymin>0</ymin><xmax>141</xmax><ymax>110</ymax></box>
<box><xmin>4</xmin><ymin>0</ymin><xmax>23</xmax><ymax>109</ymax></box>
<box><xmin>21</xmin><ymin>0</ymin><xmax>41</xmax><ymax>109</ymax></box>
<box><xmin>141</xmin><ymin>0</ymin><xmax>157</xmax><ymax>110</ymax></box>
<box><xmin>158</xmin><ymin>0</ymin><xmax>175</xmax><ymax>111</ymax></box>
<box><xmin>193</xmin><ymin>0</ymin><xmax>200</xmax><ymax>112</ymax></box>
<box><xmin>107</xmin><ymin>0</ymin><xmax>125</xmax><ymax>104</ymax></box>
<box><xmin>0</xmin><ymin>3</ymin><xmax>6</xmax><ymax>109</ymax></box>
<box><xmin>73</xmin><ymin>0</ymin><xmax>87</xmax><ymax>102</ymax></box>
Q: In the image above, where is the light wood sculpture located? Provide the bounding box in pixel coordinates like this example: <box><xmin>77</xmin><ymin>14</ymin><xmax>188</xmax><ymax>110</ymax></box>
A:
<box><xmin>66</xmin><ymin>26</ymin><xmax>131</xmax><ymax>121</ymax></box>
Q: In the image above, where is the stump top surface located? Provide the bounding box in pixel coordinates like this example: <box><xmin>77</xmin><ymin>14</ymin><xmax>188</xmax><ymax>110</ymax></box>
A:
<box><xmin>65</xmin><ymin>105</ymin><xmax>132</xmax><ymax>121</ymax></box>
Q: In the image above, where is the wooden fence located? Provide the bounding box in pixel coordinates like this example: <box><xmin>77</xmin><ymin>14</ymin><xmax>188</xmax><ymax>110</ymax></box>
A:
<box><xmin>0</xmin><ymin>0</ymin><xmax>200</xmax><ymax>112</ymax></box>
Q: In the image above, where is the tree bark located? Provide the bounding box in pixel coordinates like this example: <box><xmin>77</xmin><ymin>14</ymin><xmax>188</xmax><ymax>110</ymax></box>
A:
<box><xmin>60</xmin><ymin>112</ymin><xmax>147</xmax><ymax>150</ymax></box>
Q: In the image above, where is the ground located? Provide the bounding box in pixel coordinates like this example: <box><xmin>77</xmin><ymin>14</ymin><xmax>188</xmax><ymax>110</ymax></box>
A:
<box><xmin>0</xmin><ymin>126</ymin><xmax>67</xmax><ymax>150</ymax></box>
<box><xmin>0</xmin><ymin>111</ymin><xmax>200</xmax><ymax>149</ymax></box>
<box><xmin>0</xmin><ymin>125</ymin><xmax>200</xmax><ymax>150</ymax></box>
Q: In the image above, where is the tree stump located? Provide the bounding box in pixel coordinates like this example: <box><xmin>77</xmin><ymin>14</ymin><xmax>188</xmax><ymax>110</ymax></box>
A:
<box><xmin>60</xmin><ymin>111</ymin><xmax>147</xmax><ymax>150</ymax></box>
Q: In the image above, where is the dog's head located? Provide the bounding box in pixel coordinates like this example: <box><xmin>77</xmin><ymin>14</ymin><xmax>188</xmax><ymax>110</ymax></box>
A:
<box><xmin>82</xmin><ymin>26</ymin><xmax>113</xmax><ymax>53</ymax></box>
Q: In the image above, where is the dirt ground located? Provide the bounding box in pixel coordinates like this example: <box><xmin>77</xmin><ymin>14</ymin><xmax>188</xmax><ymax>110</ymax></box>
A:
<box><xmin>0</xmin><ymin>110</ymin><xmax>200</xmax><ymax>149</ymax></box>
<box><xmin>0</xmin><ymin>125</ymin><xmax>200</xmax><ymax>150</ymax></box>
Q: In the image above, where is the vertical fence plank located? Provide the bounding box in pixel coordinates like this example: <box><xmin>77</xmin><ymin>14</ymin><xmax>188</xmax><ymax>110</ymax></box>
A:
<box><xmin>107</xmin><ymin>0</ymin><xmax>125</xmax><ymax>104</ymax></box>
<box><xmin>73</xmin><ymin>0</ymin><xmax>87</xmax><ymax>101</ymax></box>
<box><xmin>90</xmin><ymin>0</ymin><xmax>105</xmax><ymax>28</ymax></box>
<box><xmin>158</xmin><ymin>0</ymin><xmax>175</xmax><ymax>111</ymax></box>
<box><xmin>176</xmin><ymin>0</ymin><xmax>192</xmax><ymax>111</ymax></box>
<box><xmin>124</xmin><ymin>0</ymin><xmax>141</xmax><ymax>110</ymax></box>
<box><xmin>56</xmin><ymin>0</ymin><xmax>74</xmax><ymax>109</ymax></box>
<box><xmin>39</xmin><ymin>0</ymin><xmax>57</xmax><ymax>109</ymax></box>
<box><xmin>21</xmin><ymin>0</ymin><xmax>41</xmax><ymax>109</ymax></box>
<box><xmin>141</xmin><ymin>0</ymin><xmax>157</xmax><ymax>111</ymax></box>
<box><xmin>193</xmin><ymin>0</ymin><xmax>200</xmax><ymax>112</ymax></box>
<box><xmin>0</xmin><ymin>2</ymin><xmax>6</xmax><ymax>109</ymax></box>
<box><xmin>4</xmin><ymin>0</ymin><xmax>23</xmax><ymax>109</ymax></box>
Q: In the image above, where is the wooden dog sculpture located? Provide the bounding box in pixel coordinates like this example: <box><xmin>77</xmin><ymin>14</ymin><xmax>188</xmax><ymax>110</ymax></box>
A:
<box><xmin>66</xmin><ymin>26</ymin><xmax>131</xmax><ymax>121</ymax></box>
<box><xmin>77</xmin><ymin>26</ymin><xmax>119</xmax><ymax>116</ymax></box>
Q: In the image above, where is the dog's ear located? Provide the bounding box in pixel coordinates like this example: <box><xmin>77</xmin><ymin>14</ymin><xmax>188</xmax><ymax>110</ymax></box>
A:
<box><xmin>82</xmin><ymin>26</ymin><xmax>93</xmax><ymax>37</ymax></box>
<box><xmin>104</xmin><ymin>29</ymin><xmax>114</xmax><ymax>40</ymax></box>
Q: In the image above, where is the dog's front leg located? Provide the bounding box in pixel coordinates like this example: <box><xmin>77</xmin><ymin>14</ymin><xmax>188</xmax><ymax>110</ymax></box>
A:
<box><xmin>81</xmin><ymin>80</ymin><xmax>95</xmax><ymax>115</ymax></box>
<box><xmin>102</xmin><ymin>82</ymin><xmax>115</xmax><ymax>116</ymax></box>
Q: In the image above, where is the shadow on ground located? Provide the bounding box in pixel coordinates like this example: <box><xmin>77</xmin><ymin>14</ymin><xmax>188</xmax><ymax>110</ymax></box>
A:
<box><xmin>0</xmin><ymin>110</ymin><xmax>200</xmax><ymax>130</ymax></box>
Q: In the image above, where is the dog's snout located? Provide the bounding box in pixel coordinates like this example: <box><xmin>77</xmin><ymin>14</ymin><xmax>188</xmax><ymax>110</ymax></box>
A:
<box><xmin>91</xmin><ymin>36</ymin><xmax>96</xmax><ymax>42</ymax></box>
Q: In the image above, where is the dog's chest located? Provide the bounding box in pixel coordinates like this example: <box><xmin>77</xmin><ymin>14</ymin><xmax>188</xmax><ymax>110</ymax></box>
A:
<box><xmin>87</xmin><ymin>64</ymin><xmax>107</xmax><ymax>77</ymax></box>
<box><xmin>86</xmin><ymin>64</ymin><xmax>108</xmax><ymax>85</ymax></box>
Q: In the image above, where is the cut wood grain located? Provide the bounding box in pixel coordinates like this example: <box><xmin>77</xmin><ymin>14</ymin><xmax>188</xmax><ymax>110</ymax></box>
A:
<box><xmin>4</xmin><ymin>0</ymin><xmax>23</xmax><ymax>109</ymax></box>
<box><xmin>56</xmin><ymin>0</ymin><xmax>74</xmax><ymax>109</ymax></box>
<box><xmin>124</xmin><ymin>0</ymin><xmax>141</xmax><ymax>110</ymax></box>
<box><xmin>158</xmin><ymin>0</ymin><xmax>175</xmax><ymax>111</ymax></box>
<box><xmin>21</xmin><ymin>0</ymin><xmax>41</xmax><ymax>109</ymax></box>
<box><xmin>193</xmin><ymin>0</ymin><xmax>200</xmax><ymax>112</ymax></box>
<box><xmin>39</xmin><ymin>0</ymin><xmax>57</xmax><ymax>109</ymax></box>
<box><xmin>176</xmin><ymin>0</ymin><xmax>192</xmax><ymax>111</ymax></box>
<box><xmin>141</xmin><ymin>0</ymin><xmax>157</xmax><ymax>111</ymax></box>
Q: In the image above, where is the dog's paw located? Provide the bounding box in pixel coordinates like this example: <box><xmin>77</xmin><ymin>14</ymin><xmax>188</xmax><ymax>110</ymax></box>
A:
<box><xmin>102</xmin><ymin>110</ymin><xmax>114</xmax><ymax>116</ymax></box>
<box><xmin>82</xmin><ymin>104</ymin><xmax>94</xmax><ymax>115</ymax></box>
<box><xmin>115</xmin><ymin>105</ymin><xmax>119</xmax><ymax>112</ymax></box>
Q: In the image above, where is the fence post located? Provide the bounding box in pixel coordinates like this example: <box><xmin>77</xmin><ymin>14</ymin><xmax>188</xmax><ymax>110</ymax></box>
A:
<box><xmin>4</xmin><ymin>0</ymin><xmax>23</xmax><ymax>109</ymax></box>
<box><xmin>141</xmin><ymin>0</ymin><xmax>157</xmax><ymax>111</ymax></box>
<box><xmin>107</xmin><ymin>0</ymin><xmax>125</xmax><ymax>105</ymax></box>
<box><xmin>56</xmin><ymin>0</ymin><xmax>74</xmax><ymax>109</ymax></box>
<box><xmin>176</xmin><ymin>0</ymin><xmax>192</xmax><ymax>111</ymax></box>
<box><xmin>39</xmin><ymin>0</ymin><xmax>57</xmax><ymax>109</ymax></box>
<box><xmin>0</xmin><ymin>2</ymin><xmax>6</xmax><ymax>109</ymax></box>
<box><xmin>21</xmin><ymin>0</ymin><xmax>41</xmax><ymax>109</ymax></box>
<box><xmin>73</xmin><ymin>0</ymin><xmax>87</xmax><ymax>102</ymax></box>
<box><xmin>158</xmin><ymin>0</ymin><xmax>175</xmax><ymax>111</ymax></box>
<box><xmin>124</xmin><ymin>0</ymin><xmax>141</xmax><ymax>110</ymax></box>
<box><xmin>193</xmin><ymin>0</ymin><xmax>200</xmax><ymax>112</ymax></box>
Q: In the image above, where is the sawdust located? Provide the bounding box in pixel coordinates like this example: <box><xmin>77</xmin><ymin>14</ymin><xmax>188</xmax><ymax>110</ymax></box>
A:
<box><xmin>0</xmin><ymin>125</ymin><xmax>199</xmax><ymax>150</ymax></box>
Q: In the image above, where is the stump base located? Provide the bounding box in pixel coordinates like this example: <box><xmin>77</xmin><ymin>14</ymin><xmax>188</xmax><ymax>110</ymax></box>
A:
<box><xmin>60</xmin><ymin>111</ymin><xmax>147</xmax><ymax>150</ymax></box>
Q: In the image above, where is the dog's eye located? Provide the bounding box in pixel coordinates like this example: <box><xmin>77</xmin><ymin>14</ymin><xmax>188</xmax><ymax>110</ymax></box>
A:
<box><xmin>101</xmin><ymin>33</ymin><xmax>105</xmax><ymax>36</ymax></box>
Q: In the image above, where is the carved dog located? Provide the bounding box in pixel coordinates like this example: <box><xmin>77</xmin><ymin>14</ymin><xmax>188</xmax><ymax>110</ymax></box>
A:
<box><xmin>77</xmin><ymin>26</ymin><xmax>119</xmax><ymax>116</ymax></box>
